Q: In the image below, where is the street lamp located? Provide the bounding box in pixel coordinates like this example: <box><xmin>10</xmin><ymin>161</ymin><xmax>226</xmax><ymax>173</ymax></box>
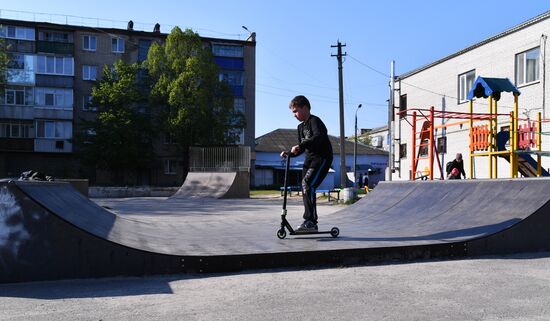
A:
<box><xmin>242</xmin><ymin>26</ymin><xmax>255</xmax><ymax>41</ymax></box>
<box><xmin>354</xmin><ymin>104</ymin><xmax>362</xmax><ymax>189</ymax></box>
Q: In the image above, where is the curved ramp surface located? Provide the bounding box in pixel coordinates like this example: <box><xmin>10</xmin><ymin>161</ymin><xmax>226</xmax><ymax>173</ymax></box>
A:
<box><xmin>3</xmin><ymin>178</ymin><xmax>550</xmax><ymax>282</ymax></box>
<box><xmin>171</xmin><ymin>171</ymin><xmax>249</xmax><ymax>199</ymax></box>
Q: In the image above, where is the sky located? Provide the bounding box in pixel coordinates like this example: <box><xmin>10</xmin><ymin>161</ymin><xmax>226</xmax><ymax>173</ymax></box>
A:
<box><xmin>1</xmin><ymin>1</ymin><xmax>549</xmax><ymax>137</ymax></box>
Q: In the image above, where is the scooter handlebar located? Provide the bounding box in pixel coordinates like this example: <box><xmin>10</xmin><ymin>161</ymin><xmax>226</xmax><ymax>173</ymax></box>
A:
<box><xmin>281</xmin><ymin>151</ymin><xmax>292</xmax><ymax>158</ymax></box>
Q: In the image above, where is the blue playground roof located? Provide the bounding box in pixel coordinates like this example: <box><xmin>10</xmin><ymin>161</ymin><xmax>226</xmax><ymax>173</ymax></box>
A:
<box><xmin>467</xmin><ymin>77</ymin><xmax>520</xmax><ymax>101</ymax></box>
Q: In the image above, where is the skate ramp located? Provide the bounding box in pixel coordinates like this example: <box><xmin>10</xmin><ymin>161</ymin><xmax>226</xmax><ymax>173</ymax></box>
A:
<box><xmin>3</xmin><ymin>178</ymin><xmax>550</xmax><ymax>282</ymax></box>
<box><xmin>171</xmin><ymin>171</ymin><xmax>249</xmax><ymax>199</ymax></box>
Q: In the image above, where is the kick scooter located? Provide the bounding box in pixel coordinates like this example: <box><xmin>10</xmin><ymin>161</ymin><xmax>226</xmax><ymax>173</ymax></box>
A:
<box><xmin>276</xmin><ymin>152</ymin><xmax>339</xmax><ymax>239</ymax></box>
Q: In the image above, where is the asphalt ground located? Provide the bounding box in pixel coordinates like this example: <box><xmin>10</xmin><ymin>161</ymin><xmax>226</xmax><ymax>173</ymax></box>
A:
<box><xmin>1</xmin><ymin>252</ymin><xmax>550</xmax><ymax>321</ymax></box>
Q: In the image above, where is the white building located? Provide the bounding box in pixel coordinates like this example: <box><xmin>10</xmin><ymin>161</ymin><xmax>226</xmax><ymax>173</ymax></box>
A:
<box><xmin>364</xmin><ymin>125</ymin><xmax>389</xmax><ymax>151</ymax></box>
<box><xmin>391</xmin><ymin>11</ymin><xmax>550</xmax><ymax>180</ymax></box>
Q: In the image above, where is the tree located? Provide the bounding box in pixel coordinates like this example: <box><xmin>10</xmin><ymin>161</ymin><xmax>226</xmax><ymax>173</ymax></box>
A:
<box><xmin>144</xmin><ymin>27</ymin><xmax>245</xmax><ymax>149</ymax></box>
<box><xmin>349</xmin><ymin>133</ymin><xmax>372</xmax><ymax>146</ymax></box>
<box><xmin>0</xmin><ymin>37</ymin><xmax>8</xmax><ymax>92</ymax></box>
<box><xmin>357</xmin><ymin>133</ymin><xmax>372</xmax><ymax>146</ymax></box>
<box><xmin>76</xmin><ymin>60</ymin><xmax>154</xmax><ymax>184</ymax></box>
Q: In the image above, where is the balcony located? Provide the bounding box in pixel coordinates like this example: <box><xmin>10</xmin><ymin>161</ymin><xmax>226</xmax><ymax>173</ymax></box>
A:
<box><xmin>5</xmin><ymin>39</ymin><xmax>35</xmax><ymax>53</ymax></box>
<box><xmin>33</xmin><ymin>107</ymin><xmax>73</xmax><ymax>120</ymax></box>
<box><xmin>35</xmin><ymin>74</ymin><xmax>74</xmax><ymax>88</ymax></box>
<box><xmin>36</xmin><ymin>41</ymin><xmax>74</xmax><ymax>55</ymax></box>
<box><xmin>0</xmin><ymin>138</ymin><xmax>34</xmax><ymax>152</ymax></box>
<box><xmin>34</xmin><ymin>138</ymin><xmax>72</xmax><ymax>153</ymax></box>
<box><xmin>0</xmin><ymin>105</ymin><xmax>34</xmax><ymax>120</ymax></box>
<box><xmin>7</xmin><ymin>69</ymin><xmax>35</xmax><ymax>85</ymax></box>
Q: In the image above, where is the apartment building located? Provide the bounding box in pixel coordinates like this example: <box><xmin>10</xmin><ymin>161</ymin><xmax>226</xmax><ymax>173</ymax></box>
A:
<box><xmin>391</xmin><ymin>11</ymin><xmax>550</xmax><ymax>180</ymax></box>
<box><xmin>0</xmin><ymin>18</ymin><xmax>255</xmax><ymax>185</ymax></box>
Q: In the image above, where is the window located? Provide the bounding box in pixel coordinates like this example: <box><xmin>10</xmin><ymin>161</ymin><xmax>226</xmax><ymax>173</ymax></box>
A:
<box><xmin>39</xmin><ymin>30</ymin><xmax>73</xmax><ymax>43</ymax></box>
<box><xmin>7</xmin><ymin>54</ymin><xmax>25</xmax><ymax>69</ymax></box>
<box><xmin>138</xmin><ymin>39</ymin><xmax>152</xmax><ymax>62</ymax></box>
<box><xmin>4</xmin><ymin>87</ymin><xmax>33</xmax><ymax>106</ymax></box>
<box><xmin>0</xmin><ymin>123</ymin><xmax>32</xmax><ymax>138</ymax></box>
<box><xmin>36</xmin><ymin>56</ymin><xmax>74</xmax><ymax>75</ymax></box>
<box><xmin>83</xmin><ymin>35</ymin><xmax>97</xmax><ymax>51</ymax></box>
<box><xmin>82</xmin><ymin>95</ymin><xmax>96</xmax><ymax>111</ymax></box>
<box><xmin>234</xmin><ymin>98</ymin><xmax>245</xmax><ymax>114</ymax></box>
<box><xmin>228</xmin><ymin>128</ymin><xmax>245</xmax><ymax>145</ymax></box>
<box><xmin>82</xmin><ymin>65</ymin><xmax>97</xmax><ymax>80</ymax></box>
<box><xmin>212</xmin><ymin>44</ymin><xmax>243</xmax><ymax>57</ymax></box>
<box><xmin>400</xmin><ymin>143</ymin><xmax>407</xmax><ymax>159</ymax></box>
<box><xmin>437</xmin><ymin>137</ymin><xmax>447</xmax><ymax>154</ymax></box>
<box><xmin>111</xmin><ymin>38</ymin><xmax>125</xmax><ymax>53</ymax></box>
<box><xmin>164</xmin><ymin>159</ymin><xmax>177</xmax><ymax>174</ymax></box>
<box><xmin>419</xmin><ymin>139</ymin><xmax>428</xmax><ymax>156</ymax></box>
<box><xmin>0</xmin><ymin>25</ymin><xmax>35</xmax><ymax>41</ymax></box>
<box><xmin>36</xmin><ymin>120</ymin><xmax>72</xmax><ymax>139</ymax></box>
<box><xmin>516</xmin><ymin>47</ymin><xmax>540</xmax><ymax>86</ymax></box>
<box><xmin>164</xmin><ymin>132</ymin><xmax>175</xmax><ymax>144</ymax></box>
<box><xmin>35</xmin><ymin>88</ymin><xmax>73</xmax><ymax>108</ymax></box>
<box><xmin>399</xmin><ymin>94</ymin><xmax>407</xmax><ymax>118</ymax></box>
<box><xmin>458</xmin><ymin>70</ymin><xmax>476</xmax><ymax>103</ymax></box>
<box><xmin>219</xmin><ymin>71</ymin><xmax>244</xmax><ymax>85</ymax></box>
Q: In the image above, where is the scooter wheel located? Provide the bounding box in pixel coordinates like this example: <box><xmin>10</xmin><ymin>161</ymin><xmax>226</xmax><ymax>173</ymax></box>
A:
<box><xmin>330</xmin><ymin>227</ymin><xmax>339</xmax><ymax>238</ymax></box>
<box><xmin>277</xmin><ymin>229</ymin><xmax>287</xmax><ymax>239</ymax></box>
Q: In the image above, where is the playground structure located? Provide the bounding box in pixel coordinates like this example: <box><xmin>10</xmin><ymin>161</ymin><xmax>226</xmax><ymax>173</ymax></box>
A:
<box><xmin>401</xmin><ymin>77</ymin><xmax>549</xmax><ymax>180</ymax></box>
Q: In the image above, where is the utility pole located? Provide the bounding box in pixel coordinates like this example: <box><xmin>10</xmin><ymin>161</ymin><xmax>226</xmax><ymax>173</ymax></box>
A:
<box><xmin>388</xmin><ymin>60</ymin><xmax>395</xmax><ymax>181</ymax></box>
<box><xmin>331</xmin><ymin>41</ymin><xmax>347</xmax><ymax>188</ymax></box>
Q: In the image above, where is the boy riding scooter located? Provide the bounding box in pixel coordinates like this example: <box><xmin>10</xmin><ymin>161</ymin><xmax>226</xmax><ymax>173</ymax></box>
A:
<box><xmin>280</xmin><ymin>95</ymin><xmax>333</xmax><ymax>233</ymax></box>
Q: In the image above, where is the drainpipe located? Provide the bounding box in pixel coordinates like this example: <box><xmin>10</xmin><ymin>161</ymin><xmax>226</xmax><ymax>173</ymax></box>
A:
<box><xmin>541</xmin><ymin>34</ymin><xmax>547</xmax><ymax>118</ymax></box>
<box><xmin>441</xmin><ymin>95</ymin><xmax>446</xmax><ymax>179</ymax></box>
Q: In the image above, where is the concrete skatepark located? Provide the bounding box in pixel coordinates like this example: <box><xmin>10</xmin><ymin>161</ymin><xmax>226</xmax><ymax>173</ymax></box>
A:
<box><xmin>3</xmin><ymin>177</ymin><xmax>550</xmax><ymax>283</ymax></box>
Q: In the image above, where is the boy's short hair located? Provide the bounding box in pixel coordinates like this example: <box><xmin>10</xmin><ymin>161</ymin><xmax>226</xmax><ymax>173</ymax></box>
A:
<box><xmin>289</xmin><ymin>95</ymin><xmax>311</xmax><ymax>110</ymax></box>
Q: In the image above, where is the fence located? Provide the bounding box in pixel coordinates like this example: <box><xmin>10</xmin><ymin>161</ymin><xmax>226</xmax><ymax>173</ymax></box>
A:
<box><xmin>189</xmin><ymin>146</ymin><xmax>250</xmax><ymax>172</ymax></box>
<box><xmin>0</xmin><ymin>9</ymin><xmax>246</xmax><ymax>39</ymax></box>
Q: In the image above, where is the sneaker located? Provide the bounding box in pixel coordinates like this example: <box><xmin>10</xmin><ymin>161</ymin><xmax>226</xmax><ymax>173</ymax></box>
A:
<box><xmin>295</xmin><ymin>220</ymin><xmax>318</xmax><ymax>232</ymax></box>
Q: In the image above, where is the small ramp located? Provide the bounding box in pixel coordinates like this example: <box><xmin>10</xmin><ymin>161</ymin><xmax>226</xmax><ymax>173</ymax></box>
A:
<box><xmin>171</xmin><ymin>171</ymin><xmax>249</xmax><ymax>199</ymax></box>
<box><xmin>3</xmin><ymin>178</ymin><xmax>550</xmax><ymax>283</ymax></box>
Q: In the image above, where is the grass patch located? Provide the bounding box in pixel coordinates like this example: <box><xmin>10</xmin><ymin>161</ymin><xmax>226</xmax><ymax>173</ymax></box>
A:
<box><xmin>250</xmin><ymin>190</ymin><xmax>280</xmax><ymax>196</ymax></box>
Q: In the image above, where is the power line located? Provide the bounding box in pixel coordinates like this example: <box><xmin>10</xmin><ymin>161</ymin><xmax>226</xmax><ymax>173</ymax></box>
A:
<box><xmin>348</xmin><ymin>54</ymin><xmax>527</xmax><ymax>111</ymax></box>
<box><xmin>256</xmin><ymin>89</ymin><xmax>387</xmax><ymax>107</ymax></box>
<box><xmin>348</xmin><ymin>54</ymin><xmax>389</xmax><ymax>78</ymax></box>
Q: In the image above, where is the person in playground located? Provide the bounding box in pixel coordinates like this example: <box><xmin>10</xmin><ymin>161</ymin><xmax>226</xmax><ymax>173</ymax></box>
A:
<box><xmin>447</xmin><ymin>153</ymin><xmax>466</xmax><ymax>179</ymax></box>
<box><xmin>280</xmin><ymin>95</ymin><xmax>333</xmax><ymax>232</ymax></box>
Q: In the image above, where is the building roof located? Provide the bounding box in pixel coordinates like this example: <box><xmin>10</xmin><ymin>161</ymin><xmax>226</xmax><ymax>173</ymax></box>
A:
<box><xmin>0</xmin><ymin>18</ymin><xmax>254</xmax><ymax>45</ymax></box>
<box><xmin>366</xmin><ymin>125</ymin><xmax>388</xmax><ymax>135</ymax></box>
<box><xmin>398</xmin><ymin>10</ymin><xmax>550</xmax><ymax>80</ymax></box>
<box><xmin>255</xmin><ymin>128</ymin><xmax>388</xmax><ymax>156</ymax></box>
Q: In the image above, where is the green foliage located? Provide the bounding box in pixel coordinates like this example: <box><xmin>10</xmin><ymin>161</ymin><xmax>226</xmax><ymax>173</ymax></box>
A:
<box><xmin>144</xmin><ymin>27</ymin><xmax>245</xmax><ymax>148</ymax></box>
<box><xmin>77</xmin><ymin>60</ymin><xmax>154</xmax><ymax>174</ymax></box>
<box><xmin>357</xmin><ymin>133</ymin><xmax>372</xmax><ymax>145</ymax></box>
<box><xmin>349</xmin><ymin>133</ymin><xmax>372</xmax><ymax>146</ymax></box>
<box><xmin>0</xmin><ymin>37</ymin><xmax>8</xmax><ymax>91</ymax></box>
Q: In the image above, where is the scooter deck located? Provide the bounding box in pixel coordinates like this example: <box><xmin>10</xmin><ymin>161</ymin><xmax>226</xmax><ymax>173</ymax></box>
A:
<box><xmin>290</xmin><ymin>230</ymin><xmax>333</xmax><ymax>235</ymax></box>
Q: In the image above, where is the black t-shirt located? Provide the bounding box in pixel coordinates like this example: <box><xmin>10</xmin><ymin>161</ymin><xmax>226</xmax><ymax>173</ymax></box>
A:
<box><xmin>296</xmin><ymin>115</ymin><xmax>333</xmax><ymax>161</ymax></box>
